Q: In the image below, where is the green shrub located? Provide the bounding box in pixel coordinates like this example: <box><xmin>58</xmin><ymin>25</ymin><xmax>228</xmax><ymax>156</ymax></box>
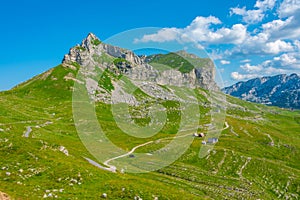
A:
<box><xmin>113</xmin><ymin>58</ymin><xmax>129</xmax><ymax>66</ymax></box>
<box><xmin>91</xmin><ymin>39</ymin><xmax>101</xmax><ymax>46</ymax></box>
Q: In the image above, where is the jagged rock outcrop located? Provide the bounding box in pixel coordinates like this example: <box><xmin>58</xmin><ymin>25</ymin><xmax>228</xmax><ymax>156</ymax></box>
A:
<box><xmin>63</xmin><ymin>33</ymin><xmax>143</xmax><ymax>67</ymax></box>
<box><xmin>223</xmin><ymin>73</ymin><xmax>300</xmax><ymax>109</ymax></box>
<box><xmin>195</xmin><ymin>66</ymin><xmax>217</xmax><ymax>91</ymax></box>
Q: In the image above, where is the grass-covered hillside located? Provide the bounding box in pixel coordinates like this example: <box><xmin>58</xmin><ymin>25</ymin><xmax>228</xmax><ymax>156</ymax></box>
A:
<box><xmin>147</xmin><ymin>51</ymin><xmax>212</xmax><ymax>74</ymax></box>
<box><xmin>0</xmin><ymin>60</ymin><xmax>300</xmax><ymax>200</ymax></box>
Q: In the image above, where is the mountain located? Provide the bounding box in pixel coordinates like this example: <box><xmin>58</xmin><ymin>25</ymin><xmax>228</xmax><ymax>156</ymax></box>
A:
<box><xmin>0</xmin><ymin>33</ymin><xmax>300</xmax><ymax>199</ymax></box>
<box><xmin>223</xmin><ymin>74</ymin><xmax>300</xmax><ymax>109</ymax></box>
<box><xmin>62</xmin><ymin>33</ymin><xmax>218</xmax><ymax>92</ymax></box>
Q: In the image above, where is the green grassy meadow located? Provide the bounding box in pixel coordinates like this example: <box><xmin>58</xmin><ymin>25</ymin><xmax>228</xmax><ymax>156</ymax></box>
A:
<box><xmin>0</xmin><ymin>63</ymin><xmax>299</xmax><ymax>199</ymax></box>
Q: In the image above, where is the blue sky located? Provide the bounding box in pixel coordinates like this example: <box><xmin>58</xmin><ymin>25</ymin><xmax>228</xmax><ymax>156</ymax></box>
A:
<box><xmin>1</xmin><ymin>0</ymin><xmax>299</xmax><ymax>90</ymax></box>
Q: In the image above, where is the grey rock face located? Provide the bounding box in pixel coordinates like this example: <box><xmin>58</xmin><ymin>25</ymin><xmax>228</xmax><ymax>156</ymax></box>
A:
<box><xmin>223</xmin><ymin>74</ymin><xmax>300</xmax><ymax>109</ymax></box>
<box><xmin>195</xmin><ymin>66</ymin><xmax>217</xmax><ymax>90</ymax></box>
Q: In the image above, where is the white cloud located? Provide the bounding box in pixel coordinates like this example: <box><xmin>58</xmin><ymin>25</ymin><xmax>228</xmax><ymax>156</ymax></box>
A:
<box><xmin>135</xmin><ymin>16</ymin><xmax>247</xmax><ymax>45</ymax></box>
<box><xmin>262</xmin><ymin>17</ymin><xmax>293</xmax><ymax>35</ymax></box>
<box><xmin>263</xmin><ymin>66</ymin><xmax>289</xmax><ymax>74</ymax></box>
<box><xmin>230</xmin><ymin>7</ymin><xmax>245</xmax><ymax>16</ymax></box>
<box><xmin>227</xmin><ymin>15</ymin><xmax>299</xmax><ymax>56</ymax></box>
<box><xmin>255</xmin><ymin>0</ymin><xmax>276</xmax><ymax>10</ymax></box>
<box><xmin>231</xmin><ymin>72</ymin><xmax>259</xmax><ymax>80</ymax></box>
<box><xmin>240</xmin><ymin>63</ymin><xmax>262</xmax><ymax>72</ymax></box>
<box><xmin>274</xmin><ymin>53</ymin><xmax>297</xmax><ymax>66</ymax></box>
<box><xmin>194</xmin><ymin>43</ymin><xmax>205</xmax><ymax>50</ymax></box>
<box><xmin>227</xmin><ymin>0</ymin><xmax>299</xmax><ymax>56</ymax></box>
<box><xmin>294</xmin><ymin>40</ymin><xmax>300</xmax><ymax>49</ymax></box>
<box><xmin>231</xmin><ymin>54</ymin><xmax>300</xmax><ymax>81</ymax></box>
<box><xmin>134</xmin><ymin>28</ymin><xmax>180</xmax><ymax>43</ymax></box>
<box><xmin>261</xmin><ymin>16</ymin><xmax>300</xmax><ymax>40</ymax></box>
<box><xmin>273</xmin><ymin>53</ymin><xmax>300</xmax><ymax>69</ymax></box>
<box><xmin>263</xmin><ymin>40</ymin><xmax>294</xmax><ymax>54</ymax></box>
<box><xmin>180</xmin><ymin>16</ymin><xmax>222</xmax><ymax>43</ymax></box>
<box><xmin>230</xmin><ymin>7</ymin><xmax>264</xmax><ymax>24</ymax></box>
<box><xmin>240</xmin><ymin>59</ymin><xmax>251</xmax><ymax>63</ymax></box>
<box><xmin>208</xmin><ymin>50</ymin><xmax>224</xmax><ymax>60</ymax></box>
<box><xmin>214</xmin><ymin>24</ymin><xmax>247</xmax><ymax>44</ymax></box>
<box><xmin>229</xmin><ymin>37</ymin><xmax>295</xmax><ymax>56</ymax></box>
<box><xmin>220</xmin><ymin>60</ymin><xmax>230</xmax><ymax>65</ymax></box>
<box><xmin>278</xmin><ymin>0</ymin><xmax>300</xmax><ymax>18</ymax></box>
<box><xmin>230</xmin><ymin>0</ymin><xmax>276</xmax><ymax>24</ymax></box>
<box><xmin>231</xmin><ymin>67</ymin><xmax>289</xmax><ymax>81</ymax></box>
<box><xmin>240</xmin><ymin>33</ymin><xmax>269</xmax><ymax>53</ymax></box>
<box><xmin>226</xmin><ymin>0</ymin><xmax>300</xmax><ymax>80</ymax></box>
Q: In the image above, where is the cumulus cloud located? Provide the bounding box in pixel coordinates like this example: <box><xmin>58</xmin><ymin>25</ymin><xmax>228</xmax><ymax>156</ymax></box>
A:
<box><xmin>135</xmin><ymin>16</ymin><xmax>247</xmax><ymax>45</ymax></box>
<box><xmin>230</xmin><ymin>0</ymin><xmax>276</xmax><ymax>24</ymax></box>
<box><xmin>262</xmin><ymin>17</ymin><xmax>293</xmax><ymax>35</ymax></box>
<box><xmin>208</xmin><ymin>50</ymin><xmax>224</xmax><ymax>60</ymax></box>
<box><xmin>240</xmin><ymin>63</ymin><xmax>262</xmax><ymax>73</ymax></box>
<box><xmin>262</xmin><ymin>16</ymin><xmax>300</xmax><ymax>40</ymax></box>
<box><xmin>228</xmin><ymin>0</ymin><xmax>300</xmax><ymax>81</ymax></box>
<box><xmin>214</xmin><ymin>24</ymin><xmax>247</xmax><ymax>44</ymax></box>
<box><xmin>231</xmin><ymin>67</ymin><xmax>288</xmax><ymax>81</ymax></box>
<box><xmin>233</xmin><ymin>32</ymin><xmax>269</xmax><ymax>54</ymax></box>
<box><xmin>255</xmin><ymin>0</ymin><xmax>276</xmax><ymax>10</ymax></box>
<box><xmin>263</xmin><ymin>40</ymin><xmax>294</xmax><ymax>54</ymax></box>
<box><xmin>272</xmin><ymin>53</ymin><xmax>300</xmax><ymax>69</ymax></box>
<box><xmin>231</xmin><ymin>72</ymin><xmax>259</xmax><ymax>80</ymax></box>
<box><xmin>278</xmin><ymin>0</ymin><xmax>300</xmax><ymax>18</ymax></box>
<box><xmin>230</xmin><ymin>7</ymin><xmax>264</xmax><ymax>24</ymax></box>
<box><xmin>274</xmin><ymin>53</ymin><xmax>297</xmax><ymax>66</ymax></box>
<box><xmin>134</xmin><ymin>28</ymin><xmax>180</xmax><ymax>43</ymax></box>
<box><xmin>228</xmin><ymin>33</ymin><xmax>297</xmax><ymax>56</ymax></box>
<box><xmin>228</xmin><ymin>5</ymin><xmax>298</xmax><ymax>56</ymax></box>
<box><xmin>220</xmin><ymin>60</ymin><xmax>230</xmax><ymax>65</ymax></box>
<box><xmin>294</xmin><ymin>40</ymin><xmax>300</xmax><ymax>49</ymax></box>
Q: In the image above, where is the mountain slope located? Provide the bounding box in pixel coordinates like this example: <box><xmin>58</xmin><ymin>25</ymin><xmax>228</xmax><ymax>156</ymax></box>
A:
<box><xmin>223</xmin><ymin>74</ymin><xmax>300</xmax><ymax>109</ymax></box>
<box><xmin>0</xmin><ymin>33</ymin><xmax>299</xmax><ymax>199</ymax></box>
<box><xmin>146</xmin><ymin>50</ymin><xmax>218</xmax><ymax>90</ymax></box>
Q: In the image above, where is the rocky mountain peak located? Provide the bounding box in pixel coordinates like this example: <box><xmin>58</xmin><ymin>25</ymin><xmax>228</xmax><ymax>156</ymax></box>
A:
<box><xmin>62</xmin><ymin>33</ymin><xmax>219</xmax><ymax>91</ymax></box>
<box><xmin>288</xmin><ymin>73</ymin><xmax>299</xmax><ymax>80</ymax></box>
<box><xmin>81</xmin><ymin>32</ymin><xmax>101</xmax><ymax>52</ymax></box>
<box><xmin>86</xmin><ymin>32</ymin><xmax>98</xmax><ymax>41</ymax></box>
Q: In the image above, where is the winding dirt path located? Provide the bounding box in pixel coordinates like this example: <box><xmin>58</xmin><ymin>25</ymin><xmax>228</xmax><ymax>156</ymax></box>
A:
<box><xmin>101</xmin><ymin>121</ymin><xmax>229</xmax><ymax>172</ymax></box>
<box><xmin>23</xmin><ymin>126</ymin><xmax>32</xmax><ymax>138</ymax></box>
<box><xmin>224</xmin><ymin>122</ymin><xmax>229</xmax><ymax>130</ymax></box>
<box><xmin>213</xmin><ymin>149</ymin><xmax>227</xmax><ymax>174</ymax></box>
<box><xmin>23</xmin><ymin>121</ymin><xmax>53</xmax><ymax>138</ymax></box>
<box><xmin>266</xmin><ymin>133</ymin><xmax>275</xmax><ymax>145</ymax></box>
<box><xmin>237</xmin><ymin>157</ymin><xmax>251</xmax><ymax>178</ymax></box>
<box><xmin>103</xmin><ymin>141</ymin><xmax>154</xmax><ymax>169</ymax></box>
<box><xmin>84</xmin><ymin>157</ymin><xmax>116</xmax><ymax>173</ymax></box>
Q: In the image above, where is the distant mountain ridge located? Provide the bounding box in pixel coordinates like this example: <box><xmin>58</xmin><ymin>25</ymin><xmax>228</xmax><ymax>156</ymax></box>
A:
<box><xmin>223</xmin><ymin>73</ymin><xmax>300</xmax><ymax>109</ymax></box>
